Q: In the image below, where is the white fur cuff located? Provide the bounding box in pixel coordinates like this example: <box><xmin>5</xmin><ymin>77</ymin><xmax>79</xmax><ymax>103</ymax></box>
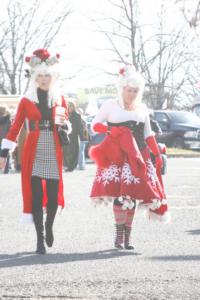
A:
<box><xmin>1</xmin><ymin>138</ymin><xmax>17</xmax><ymax>151</ymax></box>
<box><xmin>65</xmin><ymin>120</ymin><xmax>72</xmax><ymax>134</ymax></box>
<box><xmin>57</xmin><ymin>205</ymin><xmax>65</xmax><ymax>215</ymax></box>
<box><xmin>20</xmin><ymin>213</ymin><xmax>34</xmax><ymax>224</ymax></box>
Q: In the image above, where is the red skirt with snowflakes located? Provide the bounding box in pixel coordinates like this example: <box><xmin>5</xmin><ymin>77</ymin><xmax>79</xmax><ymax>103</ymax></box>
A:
<box><xmin>90</xmin><ymin>147</ymin><xmax>165</xmax><ymax>204</ymax></box>
<box><xmin>90</xmin><ymin>126</ymin><xmax>170</xmax><ymax>222</ymax></box>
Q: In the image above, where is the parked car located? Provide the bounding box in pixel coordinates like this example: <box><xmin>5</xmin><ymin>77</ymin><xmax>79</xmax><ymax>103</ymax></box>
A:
<box><xmin>153</xmin><ymin>110</ymin><xmax>200</xmax><ymax>149</ymax></box>
<box><xmin>192</xmin><ymin>99</ymin><xmax>200</xmax><ymax>118</ymax></box>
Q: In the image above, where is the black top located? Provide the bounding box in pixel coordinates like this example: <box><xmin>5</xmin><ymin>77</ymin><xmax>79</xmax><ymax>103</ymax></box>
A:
<box><xmin>36</xmin><ymin>88</ymin><xmax>53</xmax><ymax>121</ymax></box>
<box><xmin>69</xmin><ymin>110</ymin><xmax>82</xmax><ymax>138</ymax></box>
<box><xmin>107</xmin><ymin>120</ymin><xmax>147</xmax><ymax>150</ymax></box>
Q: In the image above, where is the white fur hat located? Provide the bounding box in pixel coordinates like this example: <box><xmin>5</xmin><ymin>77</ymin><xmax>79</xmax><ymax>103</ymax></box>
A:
<box><xmin>117</xmin><ymin>64</ymin><xmax>145</xmax><ymax>108</ymax></box>
<box><xmin>24</xmin><ymin>49</ymin><xmax>61</xmax><ymax>104</ymax></box>
<box><xmin>25</xmin><ymin>48</ymin><xmax>60</xmax><ymax>79</ymax></box>
<box><xmin>118</xmin><ymin>64</ymin><xmax>145</xmax><ymax>89</ymax></box>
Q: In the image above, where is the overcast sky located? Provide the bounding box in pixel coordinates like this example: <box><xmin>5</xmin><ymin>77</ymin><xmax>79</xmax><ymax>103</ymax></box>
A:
<box><xmin>52</xmin><ymin>0</ymin><xmax>181</xmax><ymax>91</ymax></box>
<box><xmin>1</xmin><ymin>0</ymin><xmax>199</xmax><ymax>93</ymax></box>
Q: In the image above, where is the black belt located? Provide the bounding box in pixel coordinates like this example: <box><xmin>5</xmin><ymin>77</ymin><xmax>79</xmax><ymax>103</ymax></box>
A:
<box><xmin>107</xmin><ymin>121</ymin><xmax>146</xmax><ymax>150</ymax></box>
<box><xmin>29</xmin><ymin>120</ymin><xmax>54</xmax><ymax>131</ymax></box>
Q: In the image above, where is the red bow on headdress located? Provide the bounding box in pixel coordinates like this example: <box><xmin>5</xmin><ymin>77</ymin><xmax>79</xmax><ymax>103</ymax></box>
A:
<box><xmin>25</xmin><ymin>49</ymin><xmax>60</xmax><ymax>65</ymax></box>
<box><xmin>33</xmin><ymin>49</ymin><xmax>50</xmax><ymax>61</ymax></box>
<box><xmin>119</xmin><ymin>68</ymin><xmax>126</xmax><ymax>76</ymax></box>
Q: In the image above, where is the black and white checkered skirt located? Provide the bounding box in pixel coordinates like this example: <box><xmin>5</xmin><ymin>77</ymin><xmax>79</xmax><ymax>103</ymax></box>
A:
<box><xmin>32</xmin><ymin>130</ymin><xmax>60</xmax><ymax>180</ymax></box>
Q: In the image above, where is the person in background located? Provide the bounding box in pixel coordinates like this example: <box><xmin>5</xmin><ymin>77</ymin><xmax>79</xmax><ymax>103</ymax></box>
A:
<box><xmin>149</xmin><ymin>110</ymin><xmax>162</xmax><ymax>135</ymax></box>
<box><xmin>77</xmin><ymin>107</ymin><xmax>89</xmax><ymax>170</ymax></box>
<box><xmin>64</xmin><ymin>101</ymin><xmax>83</xmax><ymax>172</ymax></box>
<box><xmin>0</xmin><ymin>105</ymin><xmax>11</xmax><ymax>173</ymax></box>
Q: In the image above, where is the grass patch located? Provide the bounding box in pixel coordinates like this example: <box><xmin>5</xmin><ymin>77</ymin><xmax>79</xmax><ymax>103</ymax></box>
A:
<box><xmin>167</xmin><ymin>147</ymin><xmax>200</xmax><ymax>155</ymax></box>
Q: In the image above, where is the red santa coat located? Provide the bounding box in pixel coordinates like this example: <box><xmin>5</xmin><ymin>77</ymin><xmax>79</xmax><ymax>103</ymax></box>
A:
<box><xmin>4</xmin><ymin>96</ymin><xmax>69</xmax><ymax>223</ymax></box>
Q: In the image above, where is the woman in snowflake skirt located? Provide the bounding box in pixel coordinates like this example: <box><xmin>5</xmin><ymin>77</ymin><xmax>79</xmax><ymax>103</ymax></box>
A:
<box><xmin>89</xmin><ymin>65</ymin><xmax>170</xmax><ymax>250</ymax></box>
<box><xmin>0</xmin><ymin>49</ymin><xmax>71</xmax><ymax>254</ymax></box>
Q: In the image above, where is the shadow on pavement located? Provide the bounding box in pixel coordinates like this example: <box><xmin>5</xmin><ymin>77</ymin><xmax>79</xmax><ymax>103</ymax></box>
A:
<box><xmin>186</xmin><ymin>229</ymin><xmax>200</xmax><ymax>235</ymax></box>
<box><xmin>0</xmin><ymin>249</ymin><xmax>142</xmax><ymax>268</ymax></box>
<box><xmin>148</xmin><ymin>255</ymin><xmax>200</xmax><ymax>261</ymax></box>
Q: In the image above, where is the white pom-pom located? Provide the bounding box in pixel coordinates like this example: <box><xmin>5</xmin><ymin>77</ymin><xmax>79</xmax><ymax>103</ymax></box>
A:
<box><xmin>129</xmin><ymin>201</ymin><xmax>135</xmax><ymax>210</ymax></box>
<box><xmin>122</xmin><ymin>200</ymin><xmax>129</xmax><ymax>210</ymax></box>
<box><xmin>65</xmin><ymin>120</ymin><xmax>72</xmax><ymax>134</ymax></box>
<box><xmin>29</xmin><ymin>56</ymin><xmax>41</xmax><ymax>67</ymax></box>
<box><xmin>149</xmin><ymin>199</ymin><xmax>161</xmax><ymax>210</ymax></box>
<box><xmin>46</xmin><ymin>55</ymin><xmax>59</xmax><ymax>66</ymax></box>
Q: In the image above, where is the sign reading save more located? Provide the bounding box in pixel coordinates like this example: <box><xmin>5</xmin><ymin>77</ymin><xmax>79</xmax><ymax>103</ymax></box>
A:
<box><xmin>0</xmin><ymin>95</ymin><xmax>20</xmax><ymax>109</ymax></box>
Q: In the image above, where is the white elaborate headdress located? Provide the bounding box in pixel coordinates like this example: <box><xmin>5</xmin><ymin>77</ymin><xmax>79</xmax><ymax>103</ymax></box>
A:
<box><xmin>24</xmin><ymin>48</ymin><xmax>61</xmax><ymax>104</ymax></box>
<box><xmin>117</xmin><ymin>64</ymin><xmax>145</xmax><ymax>108</ymax></box>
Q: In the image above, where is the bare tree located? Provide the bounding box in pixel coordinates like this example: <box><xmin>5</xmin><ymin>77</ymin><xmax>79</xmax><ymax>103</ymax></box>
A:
<box><xmin>175</xmin><ymin>0</ymin><xmax>200</xmax><ymax>28</ymax></box>
<box><xmin>0</xmin><ymin>0</ymin><xmax>71</xmax><ymax>95</ymax></box>
<box><xmin>92</xmin><ymin>0</ymin><xmax>197</xmax><ymax>109</ymax></box>
<box><xmin>138</xmin><ymin>2</ymin><xmax>194</xmax><ymax>109</ymax></box>
<box><xmin>174</xmin><ymin>0</ymin><xmax>200</xmax><ymax>107</ymax></box>
<box><xmin>91</xmin><ymin>0</ymin><xmax>141</xmax><ymax>69</ymax></box>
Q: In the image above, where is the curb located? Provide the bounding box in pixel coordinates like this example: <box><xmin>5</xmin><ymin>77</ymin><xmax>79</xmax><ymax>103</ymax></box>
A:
<box><xmin>167</xmin><ymin>154</ymin><xmax>200</xmax><ymax>158</ymax></box>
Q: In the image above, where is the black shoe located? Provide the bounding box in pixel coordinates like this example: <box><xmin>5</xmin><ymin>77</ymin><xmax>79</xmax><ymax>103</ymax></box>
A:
<box><xmin>115</xmin><ymin>243</ymin><xmax>124</xmax><ymax>249</ymax></box>
<box><xmin>114</xmin><ymin>224</ymin><xmax>124</xmax><ymax>249</ymax></box>
<box><xmin>36</xmin><ymin>241</ymin><xmax>46</xmax><ymax>254</ymax></box>
<box><xmin>124</xmin><ymin>244</ymin><xmax>134</xmax><ymax>250</ymax></box>
<box><xmin>45</xmin><ymin>223</ymin><xmax>54</xmax><ymax>247</ymax></box>
<box><xmin>65</xmin><ymin>168</ymin><xmax>74</xmax><ymax>172</ymax></box>
<box><xmin>33</xmin><ymin>210</ymin><xmax>46</xmax><ymax>255</ymax></box>
<box><xmin>45</xmin><ymin>208</ymin><xmax>57</xmax><ymax>248</ymax></box>
<box><xmin>124</xmin><ymin>226</ymin><xmax>134</xmax><ymax>250</ymax></box>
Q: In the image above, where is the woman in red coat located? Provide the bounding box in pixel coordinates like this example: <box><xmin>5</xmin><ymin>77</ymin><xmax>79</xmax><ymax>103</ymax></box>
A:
<box><xmin>89</xmin><ymin>65</ymin><xmax>170</xmax><ymax>250</ymax></box>
<box><xmin>0</xmin><ymin>49</ymin><xmax>71</xmax><ymax>254</ymax></box>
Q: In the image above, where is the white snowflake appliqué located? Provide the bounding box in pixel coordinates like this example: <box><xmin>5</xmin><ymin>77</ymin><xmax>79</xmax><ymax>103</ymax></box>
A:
<box><xmin>146</xmin><ymin>158</ymin><xmax>158</xmax><ymax>186</ymax></box>
<box><xmin>121</xmin><ymin>162</ymin><xmax>140</xmax><ymax>185</ymax></box>
<box><xmin>96</xmin><ymin>164</ymin><xmax>121</xmax><ymax>186</ymax></box>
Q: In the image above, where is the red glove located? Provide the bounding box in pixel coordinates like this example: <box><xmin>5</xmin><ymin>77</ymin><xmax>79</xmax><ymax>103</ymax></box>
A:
<box><xmin>155</xmin><ymin>156</ymin><xmax>163</xmax><ymax>170</ymax></box>
<box><xmin>146</xmin><ymin>135</ymin><xmax>163</xmax><ymax>170</ymax></box>
<box><xmin>93</xmin><ymin>123</ymin><xmax>108</xmax><ymax>133</ymax></box>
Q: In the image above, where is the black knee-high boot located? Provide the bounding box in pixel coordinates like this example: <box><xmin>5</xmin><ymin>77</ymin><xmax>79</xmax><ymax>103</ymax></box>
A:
<box><xmin>124</xmin><ymin>225</ymin><xmax>134</xmax><ymax>250</ymax></box>
<box><xmin>45</xmin><ymin>208</ymin><xmax>57</xmax><ymax>247</ymax></box>
<box><xmin>114</xmin><ymin>224</ymin><xmax>124</xmax><ymax>249</ymax></box>
<box><xmin>33</xmin><ymin>210</ymin><xmax>46</xmax><ymax>254</ymax></box>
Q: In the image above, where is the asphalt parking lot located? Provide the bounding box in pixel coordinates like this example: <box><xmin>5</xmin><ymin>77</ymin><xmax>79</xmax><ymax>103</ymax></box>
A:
<box><xmin>0</xmin><ymin>158</ymin><xmax>200</xmax><ymax>300</ymax></box>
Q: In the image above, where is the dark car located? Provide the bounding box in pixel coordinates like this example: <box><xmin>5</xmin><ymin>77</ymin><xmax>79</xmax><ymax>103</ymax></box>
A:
<box><xmin>153</xmin><ymin>110</ymin><xmax>200</xmax><ymax>149</ymax></box>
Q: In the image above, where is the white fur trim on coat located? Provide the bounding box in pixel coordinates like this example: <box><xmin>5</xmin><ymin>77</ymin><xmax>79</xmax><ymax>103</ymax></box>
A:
<box><xmin>57</xmin><ymin>205</ymin><xmax>65</xmax><ymax>215</ymax></box>
<box><xmin>65</xmin><ymin>120</ymin><xmax>72</xmax><ymax>134</ymax></box>
<box><xmin>1</xmin><ymin>138</ymin><xmax>17</xmax><ymax>151</ymax></box>
<box><xmin>20</xmin><ymin>213</ymin><xmax>34</xmax><ymax>224</ymax></box>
